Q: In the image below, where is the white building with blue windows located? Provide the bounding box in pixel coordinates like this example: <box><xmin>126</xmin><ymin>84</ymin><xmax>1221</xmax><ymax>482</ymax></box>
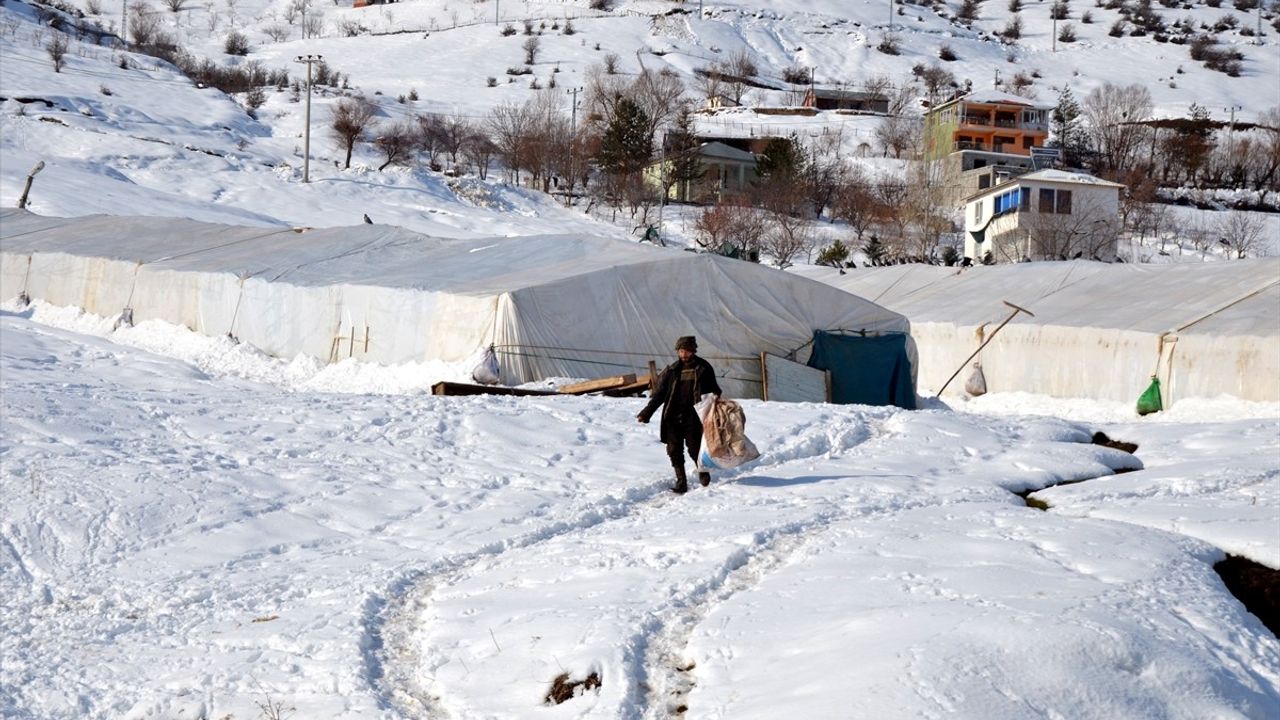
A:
<box><xmin>963</xmin><ymin>169</ymin><xmax>1125</xmax><ymax>263</ymax></box>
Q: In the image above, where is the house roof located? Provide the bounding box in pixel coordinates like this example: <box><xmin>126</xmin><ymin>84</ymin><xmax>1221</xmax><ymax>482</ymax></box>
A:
<box><xmin>807</xmin><ymin>87</ymin><xmax>881</xmax><ymax>100</ymax></box>
<box><xmin>933</xmin><ymin>91</ymin><xmax>1052</xmax><ymax>113</ymax></box>
<box><xmin>698</xmin><ymin>141</ymin><xmax>757</xmax><ymax>162</ymax></box>
<box><xmin>963</xmin><ymin>169</ymin><xmax>1126</xmax><ymax>203</ymax></box>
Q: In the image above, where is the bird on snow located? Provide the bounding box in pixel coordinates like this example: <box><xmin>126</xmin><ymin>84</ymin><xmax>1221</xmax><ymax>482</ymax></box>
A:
<box><xmin>363</xmin><ymin>214</ymin><xmax>373</xmax><ymax>224</ymax></box>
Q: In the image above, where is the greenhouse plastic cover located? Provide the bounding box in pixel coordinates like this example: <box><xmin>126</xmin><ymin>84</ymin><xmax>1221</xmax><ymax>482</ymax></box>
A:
<box><xmin>0</xmin><ymin>209</ymin><xmax>914</xmax><ymax>399</ymax></box>
<box><xmin>794</xmin><ymin>260</ymin><xmax>1280</xmax><ymax>404</ymax></box>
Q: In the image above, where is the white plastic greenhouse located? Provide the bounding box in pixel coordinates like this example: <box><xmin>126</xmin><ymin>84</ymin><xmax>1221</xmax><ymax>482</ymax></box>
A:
<box><xmin>0</xmin><ymin>209</ymin><xmax>915</xmax><ymax>399</ymax></box>
<box><xmin>795</xmin><ymin>259</ymin><xmax>1280</xmax><ymax>405</ymax></box>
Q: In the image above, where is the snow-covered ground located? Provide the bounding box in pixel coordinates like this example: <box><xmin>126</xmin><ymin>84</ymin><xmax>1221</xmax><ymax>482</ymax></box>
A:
<box><xmin>2</xmin><ymin>302</ymin><xmax>1277</xmax><ymax>719</ymax></box>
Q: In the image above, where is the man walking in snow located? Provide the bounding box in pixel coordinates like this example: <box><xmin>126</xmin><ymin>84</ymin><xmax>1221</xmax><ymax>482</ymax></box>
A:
<box><xmin>637</xmin><ymin>336</ymin><xmax>722</xmax><ymax>494</ymax></box>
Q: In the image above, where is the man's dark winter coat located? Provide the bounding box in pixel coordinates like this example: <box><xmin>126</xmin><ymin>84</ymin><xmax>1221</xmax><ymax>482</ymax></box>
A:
<box><xmin>637</xmin><ymin>355</ymin><xmax>722</xmax><ymax>443</ymax></box>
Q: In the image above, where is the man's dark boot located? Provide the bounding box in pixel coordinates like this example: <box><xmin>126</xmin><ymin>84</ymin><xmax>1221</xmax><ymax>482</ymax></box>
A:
<box><xmin>698</xmin><ymin>471</ymin><xmax>711</xmax><ymax>487</ymax></box>
<box><xmin>672</xmin><ymin>466</ymin><xmax>689</xmax><ymax>494</ymax></box>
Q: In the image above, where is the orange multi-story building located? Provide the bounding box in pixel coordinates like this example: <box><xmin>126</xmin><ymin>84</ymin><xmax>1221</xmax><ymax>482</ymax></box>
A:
<box><xmin>925</xmin><ymin>91</ymin><xmax>1051</xmax><ymax>159</ymax></box>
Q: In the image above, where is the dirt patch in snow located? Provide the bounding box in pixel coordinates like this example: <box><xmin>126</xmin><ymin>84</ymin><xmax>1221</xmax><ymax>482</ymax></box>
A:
<box><xmin>544</xmin><ymin>671</ymin><xmax>602</xmax><ymax>705</ymax></box>
<box><xmin>1215</xmin><ymin>555</ymin><xmax>1280</xmax><ymax>637</ymax></box>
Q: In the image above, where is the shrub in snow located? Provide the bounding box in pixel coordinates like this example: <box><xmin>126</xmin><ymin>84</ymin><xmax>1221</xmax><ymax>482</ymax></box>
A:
<box><xmin>500</xmin><ymin>23</ymin><xmax>516</xmax><ymax>36</ymax></box>
<box><xmin>939</xmin><ymin>44</ymin><xmax>958</xmax><ymax>61</ymax></box>
<box><xmin>224</xmin><ymin>30</ymin><xmax>249</xmax><ymax>55</ymax></box>
<box><xmin>1002</xmin><ymin>16</ymin><xmax>1023</xmax><ymax>39</ymax></box>
<box><xmin>1059</xmin><ymin>22</ymin><xmax>1078</xmax><ymax>41</ymax></box>
<box><xmin>1082</xmin><ymin>10</ymin><xmax>1094</xmax><ymax>22</ymax></box>
<box><xmin>486</xmin><ymin>76</ymin><xmax>497</xmax><ymax>87</ymax></box>
<box><xmin>877</xmin><ymin>34</ymin><xmax>901</xmax><ymax>54</ymax></box>
<box><xmin>1051</xmin><ymin>0</ymin><xmax>1070</xmax><ymax>18</ymax></box>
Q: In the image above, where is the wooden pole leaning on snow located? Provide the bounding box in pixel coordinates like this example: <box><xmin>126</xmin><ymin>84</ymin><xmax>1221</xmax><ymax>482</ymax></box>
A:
<box><xmin>936</xmin><ymin>300</ymin><xmax>1035</xmax><ymax>397</ymax></box>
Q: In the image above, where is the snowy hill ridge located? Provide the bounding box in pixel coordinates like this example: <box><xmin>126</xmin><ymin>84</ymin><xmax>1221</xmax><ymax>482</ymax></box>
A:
<box><xmin>2</xmin><ymin>0</ymin><xmax>1277</xmax><ymax>238</ymax></box>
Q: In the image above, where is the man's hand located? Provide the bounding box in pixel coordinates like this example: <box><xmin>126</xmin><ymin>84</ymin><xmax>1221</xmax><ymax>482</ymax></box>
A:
<box><xmin>636</xmin><ymin>414</ymin><xmax>648</xmax><ymax>424</ymax></box>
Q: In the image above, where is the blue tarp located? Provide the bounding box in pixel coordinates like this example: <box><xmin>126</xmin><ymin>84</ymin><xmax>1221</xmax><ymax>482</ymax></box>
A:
<box><xmin>806</xmin><ymin>330</ymin><xmax>916</xmax><ymax>409</ymax></box>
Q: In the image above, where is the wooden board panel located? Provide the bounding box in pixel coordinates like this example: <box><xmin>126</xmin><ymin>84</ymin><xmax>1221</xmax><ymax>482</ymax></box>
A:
<box><xmin>431</xmin><ymin>382</ymin><xmax>557</xmax><ymax>397</ymax></box>
<box><xmin>557</xmin><ymin>374</ymin><xmax>637</xmax><ymax>395</ymax></box>
<box><xmin>761</xmin><ymin>352</ymin><xmax>830</xmax><ymax>403</ymax></box>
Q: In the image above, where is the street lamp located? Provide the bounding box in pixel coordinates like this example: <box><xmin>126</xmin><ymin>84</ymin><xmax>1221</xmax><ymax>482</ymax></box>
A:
<box><xmin>17</xmin><ymin>160</ymin><xmax>45</xmax><ymax>209</ymax></box>
<box><xmin>295</xmin><ymin>54</ymin><xmax>323</xmax><ymax>183</ymax></box>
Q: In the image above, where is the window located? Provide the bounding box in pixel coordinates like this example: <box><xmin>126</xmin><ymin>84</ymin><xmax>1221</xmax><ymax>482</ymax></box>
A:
<box><xmin>1037</xmin><ymin>187</ymin><xmax>1074</xmax><ymax>214</ymax></box>
<box><xmin>974</xmin><ymin>201</ymin><xmax>983</xmax><ymax>223</ymax></box>
<box><xmin>978</xmin><ymin>175</ymin><xmax>991</xmax><ymax>189</ymax></box>
<box><xmin>1056</xmin><ymin>190</ymin><xmax>1072</xmax><ymax>214</ymax></box>
<box><xmin>1039</xmin><ymin>188</ymin><xmax>1055</xmax><ymax>214</ymax></box>
<box><xmin>993</xmin><ymin>187</ymin><xmax>1027</xmax><ymax>215</ymax></box>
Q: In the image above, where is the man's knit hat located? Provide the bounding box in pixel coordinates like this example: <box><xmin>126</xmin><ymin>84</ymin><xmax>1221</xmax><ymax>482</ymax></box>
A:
<box><xmin>675</xmin><ymin>336</ymin><xmax>697</xmax><ymax>352</ymax></box>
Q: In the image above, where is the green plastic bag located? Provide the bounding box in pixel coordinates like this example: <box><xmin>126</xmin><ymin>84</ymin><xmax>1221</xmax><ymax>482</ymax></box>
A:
<box><xmin>1136</xmin><ymin>376</ymin><xmax>1163</xmax><ymax>416</ymax></box>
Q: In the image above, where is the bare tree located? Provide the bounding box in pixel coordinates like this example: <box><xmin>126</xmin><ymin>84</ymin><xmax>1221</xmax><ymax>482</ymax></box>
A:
<box><xmin>1083</xmin><ymin>82</ymin><xmax>1153</xmax><ymax>174</ymax></box>
<box><xmin>871</xmin><ymin>173</ymin><xmax>911</xmax><ymax>259</ymax></box>
<box><xmin>522</xmin><ymin>35</ymin><xmax>540</xmax><ymax>65</ymax></box>
<box><xmin>302</xmin><ymin>10</ymin><xmax>324</xmax><ymax>40</ymax></box>
<box><xmin>163</xmin><ymin>0</ymin><xmax>186</xmax><ymax>12</ymax></box>
<box><xmin>127</xmin><ymin>2</ymin><xmax>161</xmax><ymax>46</ymax></box>
<box><xmin>47</xmin><ymin>32</ymin><xmax>70</xmax><ymax>72</ymax></box>
<box><xmin>832</xmin><ymin>168</ymin><xmax>878</xmax><ymax>242</ymax></box>
<box><xmin>374</xmin><ymin>119</ymin><xmax>417</xmax><ymax>171</ymax></box>
<box><xmin>631</xmin><ymin>68</ymin><xmax>686</xmax><ymax>142</ymax></box>
<box><xmin>1252</xmin><ymin>106</ymin><xmax>1280</xmax><ymax>191</ymax></box>
<box><xmin>875</xmin><ymin>113</ymin><xmax>919</xmax><ymax>159</ymax></box>
<box><xmin>693</xmin><ymin>67</ymin><xmax>726</xmax><ymax>107</ymax></box>
<box><xmin>462</xmin><ymin>131</ymin><xmax>496</xmax><ymax>179</ymax></box>
<box><xmin>1217</xmin><ymin>210</ymin><xmax>1267</xmax><ymax>259</ymax></box>
<box><xmin>487</xmin><ymin>100</ymin><xmax>536</xmax><ymax>184</ymax></box>
<box><xmin>692</xmin><ymin>199</ymin><xmax>766</xmax><ymax>255</ymax></box>
<box><xmin>436</xmin><ymin>115</ymin><xmax>474</xmax><ymax>171</ymax></box>
<box><xmin>330</xmin><ymin>97</ymin><xmax>377</xmax><ymax>169</ymax></box>
<box><xmin>583</xmin><ymin>62</ymin><xmax>631</xmax><ymax>131</ymax></box>
<box><xmin>758</xmin><ymin>178</ymin><xmax>817</xmax><ymax>267</ymax></box>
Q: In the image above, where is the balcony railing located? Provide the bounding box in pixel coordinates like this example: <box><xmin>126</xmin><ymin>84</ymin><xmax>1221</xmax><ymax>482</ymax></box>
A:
<box><xmin>958</xmin><ymin>116</ymin><xmax>1048</xmax><ymax>131</ymax></box>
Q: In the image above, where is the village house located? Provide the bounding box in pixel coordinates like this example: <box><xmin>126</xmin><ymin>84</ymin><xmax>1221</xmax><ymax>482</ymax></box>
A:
<box><xmin>801</xmin><ymin>87</ymin><xmax>890</xmax><ymax>115</ymax></box>
<box><xmin>963</xmin><ymin>169</ymin><xmax>1125</xmax><ymax>264</ymax></box>
<box><xmin>643</xmin><ymin>141</ymin><xmax>759</xmax><ymax>203</ymax></box>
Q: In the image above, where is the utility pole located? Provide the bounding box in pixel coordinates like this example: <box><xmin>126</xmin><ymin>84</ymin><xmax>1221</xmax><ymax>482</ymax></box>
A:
<box><xmin>120</xmin><ymin>0</ymin><xmax>127</xmax><ymax>47</ymax></box>
<box><xmin>1226</xmin><ymin>104</ymin><xmax>1241</xmax><ymax>130</ymax></box>
<box><xmin>889</xmin><ymin>0</ymin><xmax>893</xmax><ymax>32</ymax></box>
<box><xmin>295</xmin><ymin>54</ymin><xmax>323</xmax><ymax>183</ymax></box>
<box><xmin>1052</xmin><ymin>10</ymin><xmax>1058</xmax><ymax>52</ymax></box>
<box><xmin>300</xmin><ymin>1</ymin><xmax>307</xmax><ymax>40</ymax></box>
<box><xmin>566</xmin><ymin>86</ymin><xmax>582</xmax><ymax>203</ymax></box>
<box><xmin>495</xmin><ymin>0</ymin><xmax>499</xmax><ymax>25</ymax></box>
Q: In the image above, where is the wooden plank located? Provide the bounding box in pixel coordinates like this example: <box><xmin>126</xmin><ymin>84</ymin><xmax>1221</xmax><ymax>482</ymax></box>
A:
<box><xmin>557</xmin><ymin>373</ymin><xmax>637</xmax><ymax>395</ymax></box>
<box><xmin>600</xmin><ymin>375</ymin><xmax>652</xmax><ymax>397</ymax></box>
<box><xmin>431</xmin><ymin>381</ymin><xmax>557</xmax><ymax>397</ymax></box>
<box><xmin>761</xmin><ymin>352</ymin><xmax>830</xmax><ymax>403</ymax></box>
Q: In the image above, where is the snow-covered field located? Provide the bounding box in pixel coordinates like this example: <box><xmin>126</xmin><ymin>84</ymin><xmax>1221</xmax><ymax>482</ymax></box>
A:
<box><xmin>2</xmin><ymin>303</ymin><xmax>1277</xmax><ymax>719</ymax></box>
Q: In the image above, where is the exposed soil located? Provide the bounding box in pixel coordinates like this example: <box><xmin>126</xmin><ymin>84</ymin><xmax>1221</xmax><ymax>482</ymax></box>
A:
<box><xmin>1091</xmin><ymin>431</ymin><xmax>1139</xmax><ymax>455</ymax></box>
<box><xmin>1018</xmin><ymin>432</ymin><xmax>1142</xmax><ymax>510</ymax></box>
<box><xmin>544</xmin><ymin>671</ymin><xmax>602</xmax><ymax>705</ymax></box>
<box><xmin>1214</xmin><ymin>555</ymin><xmax>1280</xmax><ymax>638</ymax></box>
